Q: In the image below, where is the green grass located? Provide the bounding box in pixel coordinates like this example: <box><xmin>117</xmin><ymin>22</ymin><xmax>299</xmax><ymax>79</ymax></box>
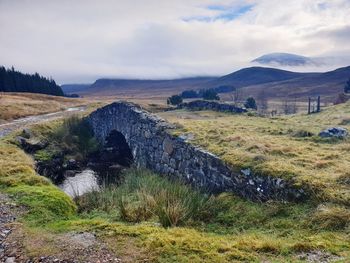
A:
<box><xmin>0</xmin><ymin>140</ymin><xmax>76</xmax><ymax>223</ymax></box>
<box><xmin>159</xmin><ymin>101</ymin><xmax>350</xmax><ymax>206</ymax></box>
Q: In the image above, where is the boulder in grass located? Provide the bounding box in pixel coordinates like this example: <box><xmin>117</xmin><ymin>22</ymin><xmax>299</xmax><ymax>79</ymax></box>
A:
<box><xmin>319</xmin><ymin>127</ymin><xmax>348</xmax><ymax>139</ymax></box>
<box><xmin>16</xmin><ymin>136</ymin><xmax>48</xmax><ymax>152</ymax></box>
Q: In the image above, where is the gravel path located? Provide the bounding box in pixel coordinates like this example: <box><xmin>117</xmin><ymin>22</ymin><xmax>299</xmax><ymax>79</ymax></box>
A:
<box><xmin>0</xmin><ymin>107</ymin><xmax>86</xmax><ymax>139</ymax></box>
<box><xmin>0</xmin><ymin>193</ymin><xmax>121</xmax><ymax>262</ymax></box>
<box><xmin>0</xmin><ymin>193</ymin><xmax>25</xmax><ymax>263</ymax></box>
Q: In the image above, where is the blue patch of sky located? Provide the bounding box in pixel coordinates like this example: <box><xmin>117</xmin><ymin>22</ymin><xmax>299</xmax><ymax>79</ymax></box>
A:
<box><xmin>183</xmin><ymin>4</ymin><xmax>254</xmax><ymax>22</ymax></box>
<box><xmin>206</xmin><ymin>5</ymin><xmax>229</xmax><ymax>11</ymax></box>
<box><xmin>317</xmin><ymin>2</ymin><xmax>328</xmax><ymax>10</ymax></box>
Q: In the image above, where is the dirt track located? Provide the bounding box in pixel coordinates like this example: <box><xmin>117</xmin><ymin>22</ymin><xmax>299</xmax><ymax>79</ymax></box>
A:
<box><xmin>0</xmin><ymin>107</ymin><xmax>86</xmax><ymax>139</ymax></box>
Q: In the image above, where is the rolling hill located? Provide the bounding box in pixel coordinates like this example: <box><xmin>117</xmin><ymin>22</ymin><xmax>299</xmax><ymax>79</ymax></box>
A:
<box><xmin>62</xmin><ymin>66</ymin><xmax>350</xmax><ymax>101</ymax></box>
<box><xmin>204</xmin><ymin>67</ymin><xmax>316</xmax><ymax>88</ymax></box>
<box><xmin>240</xmin><ymin>66</ymin><xmax>350</xmax><ymax>101</ymax></box>
<box><xmin>77</xmin><ymin>77</ymin><xmax>216</xmax><ymax>97</ymax></box>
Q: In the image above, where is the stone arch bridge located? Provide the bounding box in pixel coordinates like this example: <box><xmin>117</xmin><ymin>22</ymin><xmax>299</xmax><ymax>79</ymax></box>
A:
<box><xmin>88</xmin><ymin>102</ymin><xmax>306</xmax><ymax>202</ymax></box>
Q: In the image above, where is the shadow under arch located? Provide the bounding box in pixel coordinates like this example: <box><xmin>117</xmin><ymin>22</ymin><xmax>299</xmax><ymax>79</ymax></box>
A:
<box><xmin>103</xmin><ymin>129</ymin><xmax>133</xmax><ymax>167</ymax></box>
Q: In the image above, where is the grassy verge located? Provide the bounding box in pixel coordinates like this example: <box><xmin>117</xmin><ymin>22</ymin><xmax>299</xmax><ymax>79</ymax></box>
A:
<box><xmin>0</xmin><ymin>92</ymin><xmax>88</xmax><ymax>122</ymax></box>
<box><xmin>159</xmin><ymin>101</ymin><xmax>350</xmax><ymax>206</ymax></box>
<box><xmin>0</xmin><ymin>140</ymin><xmax>76</xmax><ymax>224</ymax></box>
<box><xmin>52</xmin><ymin>169</ymin><xmax>350</xmax><ymax>262</ymax></box>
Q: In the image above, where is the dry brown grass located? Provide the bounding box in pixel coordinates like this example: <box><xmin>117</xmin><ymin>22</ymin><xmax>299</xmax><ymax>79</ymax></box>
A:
<box><xmin>0</xmin><ymin>92</ymin><xmax>89</xmax><ymax>122</ymax></box>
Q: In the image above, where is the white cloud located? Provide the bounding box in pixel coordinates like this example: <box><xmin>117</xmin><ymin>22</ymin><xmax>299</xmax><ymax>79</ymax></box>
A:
<box><xmin>0</xmin><ymin>0</ymin><xmax>349</xmax><ymax>84</ymax></box>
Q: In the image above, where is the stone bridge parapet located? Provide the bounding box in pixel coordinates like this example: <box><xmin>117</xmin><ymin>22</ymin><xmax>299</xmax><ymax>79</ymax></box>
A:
<box><xmin>88</xmin><ymin>101</ymin><xmax>306</xmax><ymax>202</ymax></box>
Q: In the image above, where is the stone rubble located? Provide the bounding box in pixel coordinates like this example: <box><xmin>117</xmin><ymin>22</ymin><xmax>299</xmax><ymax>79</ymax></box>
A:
<box><xmin>319</xmin><ymin>127</ymin><xmax>348</xmax><ymax>139</ymax></box>
<box><xmin>177</xmin><ymin>100</ymin><xmax>247</xmax><ymax>113</ymax></box>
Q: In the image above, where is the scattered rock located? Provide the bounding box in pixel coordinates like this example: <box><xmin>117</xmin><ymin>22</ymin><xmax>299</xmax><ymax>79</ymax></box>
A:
<box><xmin>297</xmin><ymin>250</ymin><xmax>343</xmax><ymax>263</ymax></box>
<box><xmin>16</xmin><ymin>136</ymin><xmax>48</xmax><ymax>153</ymax></box>
<box><xmin>319</xmin><ymin>127</ymin><xmax>348</xmax><ymax>139</ymax></box>
<box><xmin>178</xmin><ymin>133</ymin><xmax>194</xmax><ymax>141</ymax></box>
<box><xmin>22</xmin><ymin>128</ymin><xmax>32</xmax><ymax>139</ymax></box>
<box><xmin>63</xmin><ymin>232</ymin><xmax>97</xmax><ymax>248</ymax></box>
<box><xmin>177</xmin><ymin>100</ymin><xmax>247</xmax><ymax>113</ymax></box>
<box><xmin>4</xmin><ymin>257</ymin><xmax>15</xmax><ymax>263</ymax></box>
<box><xmin>0</xmin><ymin>193</ymin><xmax>26</xmax><ymax>262</ymax></box>
<box><xmin>65</xmin><ymin>159</ymin><xmax>78</xmax><ymax>170</ymax></box>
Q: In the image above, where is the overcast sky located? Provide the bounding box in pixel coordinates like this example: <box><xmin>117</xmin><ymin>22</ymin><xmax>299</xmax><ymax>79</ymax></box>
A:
<box><xmin>0</xmin><ymin>0</ymin><xmax>349</xmax><ymax>84</ymax></box>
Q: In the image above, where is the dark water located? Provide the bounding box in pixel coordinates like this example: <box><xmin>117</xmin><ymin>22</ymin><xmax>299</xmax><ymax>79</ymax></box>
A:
<box><xmin>58</xmin><ymin>127</ymin><xmax>133</xmax><ymax>197</ymax></box>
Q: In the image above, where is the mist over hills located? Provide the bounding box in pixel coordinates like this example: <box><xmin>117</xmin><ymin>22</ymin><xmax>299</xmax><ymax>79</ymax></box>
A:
<box><xmin>251</xmin><ymin>53</ymin><xmax>316</xmax><ymax>67</ymax></box>
<box><xmin>61</xmin><ymin>66</ymin><xmax>350</xmax><ymax>101</ymax></box>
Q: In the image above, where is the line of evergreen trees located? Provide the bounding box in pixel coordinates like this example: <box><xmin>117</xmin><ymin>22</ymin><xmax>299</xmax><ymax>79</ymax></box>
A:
<box><xmin>0</xmin><ymin>66</ymin><xmax>64</xmax><ymax>96</ymax></box>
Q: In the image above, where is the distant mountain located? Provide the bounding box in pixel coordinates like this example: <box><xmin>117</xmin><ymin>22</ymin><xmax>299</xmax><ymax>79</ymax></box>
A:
<box><xmin>205</xmin><ymin>67</ymin><xmax>314</xmax><ymax>88</ymax></box>
<box><xmin>241</xmin><ymin>66</ymin><xmax>350</xmax><ymax>100</ymax></box>
<box><xmin>70</xmin><ymin>65</ymin><xmax>350</xmax><ymax>102</ymax></box>
<box><xmin>252</xmin><ymin>53</ymin><xmax>315</xmax><ymax>66</ymax></box>
<box><xmin>0</xmin><ymin>66</ymin><xmax>63</xmax><ymax>96</ymax></box>
<box><xmin>83</xmin><ymin>77</ymin><xmax>216</xmax><ymax>97</ymax></box>
<box><xmin>61</xmin><ymin>84</ymin><xmax>91</xmax><ymax>94</ymax></box>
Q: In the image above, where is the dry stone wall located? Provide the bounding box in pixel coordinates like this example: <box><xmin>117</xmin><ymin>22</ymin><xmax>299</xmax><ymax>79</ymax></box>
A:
<box><xmin>88</xmin><ymin>102</ymin><xmax>306</xmax><ymax>202</ymax></box>
<box><xmin>177</xmin><ymin>100</ymin><xmax>247</xmax><ymax>113</ymax></box>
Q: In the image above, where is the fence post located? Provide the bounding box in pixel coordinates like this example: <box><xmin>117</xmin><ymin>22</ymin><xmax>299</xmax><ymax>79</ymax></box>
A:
<box><xmin>317</xmin><ymin>96</ymin><xmax>321</xmax><ymax>112</ymax></box>
<box><xmin>308</xmin><ymin>97</ymin><xmax>311</xmax><ymax>114</ymax></box>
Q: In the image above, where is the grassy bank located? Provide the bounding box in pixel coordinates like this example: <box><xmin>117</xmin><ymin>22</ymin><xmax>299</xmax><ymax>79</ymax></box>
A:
<box><xmin>0</xmin><ymin>139</ymin><xmax>76</xmax><ymax>223</ymax></box>
<box><xmin>159</xmin><ymin>101</ymin><xmax>350</xmax><ymax>206</ymax></box>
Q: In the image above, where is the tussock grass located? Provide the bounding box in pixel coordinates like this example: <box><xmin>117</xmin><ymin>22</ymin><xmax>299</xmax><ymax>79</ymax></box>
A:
<box><xmin>159</xmin><ymin>101</ymin><xmax>350</xmax><ymax>205</ymax></box>
<box><xmin>309</xmin><ymin>204</ymin><xmax>350</xmax><ymax>230</ymax></box>
<box><xmin>50</xmin><ymin>116</ymin><xmax>100</xmax><ymax>159</ymax></box>
<box><xmin>23</xmin><ymin>116</ymin><xmax>100</xmax><ymax>163</ymax></box>
<box><xmin>76</xmin><ymin>169</ymin><xmax>223</xmax><ymax>227</ymax></box>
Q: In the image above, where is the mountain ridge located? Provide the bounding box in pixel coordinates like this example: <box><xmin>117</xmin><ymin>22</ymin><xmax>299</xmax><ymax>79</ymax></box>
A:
<box><xmin>61</xmin><ymin>66</ymin><xmax>350</xmax><ymax>101</ymax></box>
